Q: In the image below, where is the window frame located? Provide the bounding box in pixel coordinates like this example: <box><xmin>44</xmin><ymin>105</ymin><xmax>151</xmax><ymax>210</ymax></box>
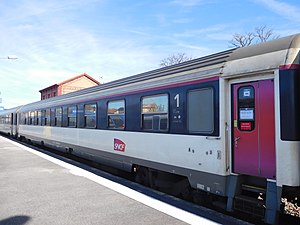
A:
<box><xmin>141</xmin><ymin>94</ymin><xmax>169</xmax><ymax>132</ymax></box>
<box><xmin>55</xmin><ymin>107</ymin><xmax>62</xmax><ymax>127</ymax></box>
<box><xmin>187</xmin><ymin>87</ymin><xmax>214</xmax><ymax>134</ymax></box>
<box><xmin>107</xmin><ymin>100</ymin><xmax>125</xmax><ymax>129</ymax></box>
<box><xmin>23</xmin><ymin>112</ymin><xmax>27</xmax><ymax>125</ymax></box>
<box><xmin>84</xmin><ymin>103</ymin><xmax>97</xmax><ymax>128</ymax></box>
<box><xmin>41</xmin><ymin>109</ymin><xmax>51</xmax><ymax>126</ymax></box>
<box><xmin>35</xmin><ymin>110</ymin><xmax>41</xmax><ymax>125</ymax></box>
<box><xmin>29</xmin><ymin>111</ymin><xmax>34</xmax><ymax>125</ymax></box>
<box><xmin>237</xmin><ymin>86</ymin><xmax>255</xmax><ymax>132</ymax></box>
<box><xmin>67</xmin><ymin>105</ymin><xmax>77</xmax><ymax>127</ymax></box>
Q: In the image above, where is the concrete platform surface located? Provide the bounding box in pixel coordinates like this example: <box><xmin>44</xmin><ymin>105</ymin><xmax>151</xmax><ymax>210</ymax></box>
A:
<box><xmin>0</xmin><ymin>136</ymin><xmax>222</xmax><ymax>225</ymax></box>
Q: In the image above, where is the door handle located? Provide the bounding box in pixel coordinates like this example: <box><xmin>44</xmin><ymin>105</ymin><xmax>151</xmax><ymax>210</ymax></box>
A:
<box><xmin>234</xmin><ymin>137</ymin><xmax>240</xmax><ymax>147</ymax></box>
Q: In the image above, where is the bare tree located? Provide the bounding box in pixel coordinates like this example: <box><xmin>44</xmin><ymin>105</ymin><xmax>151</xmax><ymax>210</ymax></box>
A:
<box><xmin>255</xmin><ymin>25</ymin><xmax>279</xmax><ymax>42</ymax></box>
<box><xmin>229</xmin><ymin>26</ymin><xmax>279</xmax><ymax>48</ymax></box>
<box><xmin>230</xmin><ymin>32</ymin><xmax>256</xmax><ymax>47</ymax></box>
<box><xmin>160</xmin><ymin>53</ymin><xmax>193</xmax><ymax>67</ymax></box>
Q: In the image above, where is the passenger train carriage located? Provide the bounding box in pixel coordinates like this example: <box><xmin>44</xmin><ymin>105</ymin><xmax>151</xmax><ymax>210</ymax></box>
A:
<box><xmin>1</xmin><ymin>34</ymin><xmax>300</xmax><ymax>224</ymax></box>
<box><xmin>0</xmin><ymin>106</ymin><xmax>20</xmax><ymax>137</ymax></box>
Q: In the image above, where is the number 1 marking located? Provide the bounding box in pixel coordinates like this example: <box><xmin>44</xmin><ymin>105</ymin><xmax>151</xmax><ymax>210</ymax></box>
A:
<box><xmin>174</xmin><ymin>94</ymin><xmax>180</xmax><ymax>108</ymax></box>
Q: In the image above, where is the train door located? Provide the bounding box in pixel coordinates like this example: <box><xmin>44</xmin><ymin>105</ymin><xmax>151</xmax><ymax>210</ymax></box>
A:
<box><xmin>232</xmin><ymin>79</ymin><xmax>276</xmax><ymax>179</ymax></box>
<box><xmin>13</xmin><ymin>112</ymin><xmax>18</xmax><ymax>136</ymax></box>
<box><xmin>10</xmin><ymin>113</ymin><xmax>14</xmax><ymax>135</ymax></box>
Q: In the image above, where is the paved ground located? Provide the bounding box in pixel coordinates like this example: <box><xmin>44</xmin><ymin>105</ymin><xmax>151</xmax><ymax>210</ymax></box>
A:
<box><xmin>0</xmin><ymin>136</ymin><xmax>225</xmax><ymax>225</ymax></box>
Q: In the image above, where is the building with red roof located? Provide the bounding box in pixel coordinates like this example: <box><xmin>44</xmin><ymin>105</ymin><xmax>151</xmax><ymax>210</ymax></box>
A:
<box><xmin>39</xmin><ymin>73</ymin><xmax>100</xmax><ymax>100</ymax></box>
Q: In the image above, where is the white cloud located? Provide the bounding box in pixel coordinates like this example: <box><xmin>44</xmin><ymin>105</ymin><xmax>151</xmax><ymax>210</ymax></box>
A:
<box><xmin>255</xmin><ymin>0</ymin><xmax>300</xmax><ymax>22</ymax></box>
<box><xmin>172</xmin><ymin>18</ymin><xmax>194</xmax><ymax>24</ymax></box>
<box><xmin>170</xmin><ymin>0</ymin><xmax>212</xmax><ymax>7</ymax></box>
<box><xmin>173</xmin><ymin>24</ymin><xmax>229</xmax><ymax>38</ymax></box>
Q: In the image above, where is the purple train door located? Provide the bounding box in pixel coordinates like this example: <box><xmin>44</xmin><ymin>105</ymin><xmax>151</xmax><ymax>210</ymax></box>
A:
<box><xmin>232</xmin><ymin>79</ymin><xmax>276</xmax><ymax>179</ymax></box>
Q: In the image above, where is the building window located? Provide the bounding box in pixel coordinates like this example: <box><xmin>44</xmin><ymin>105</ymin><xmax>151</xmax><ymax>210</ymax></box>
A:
<box><xmin>141</xmin><ymin>94</ymin><xmax>168</xmax><ymax>131</ymax></box>
<box><xmin>67</xmin><ymin>106</ymin><xmax>77</xmax><ymax>127</ymax></box>
<box><xmin>55</xmin><ymin>107</ymin><xmax>62</xmax><ymax>126</ymax></box>
<box><xmin>107</xmin><ymin>100</ymin><xmax>125</xmax><ymax>129</ymax></box>
<box><xmin>84</xmin><ymin>104</ymin><xmax>97</xmax><ymax>128</ymax></box>
<box><xmin>187</xmin><ymin>88</ymin><xmax>214</xmax><ymax>134</ymax></box>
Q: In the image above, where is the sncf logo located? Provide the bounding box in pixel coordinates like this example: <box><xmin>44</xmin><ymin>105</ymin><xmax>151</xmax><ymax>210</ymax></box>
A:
<box><xmin>114</xmin><ymin>138</ymin><xmax>126</xmax><ymax>152</ymax></box>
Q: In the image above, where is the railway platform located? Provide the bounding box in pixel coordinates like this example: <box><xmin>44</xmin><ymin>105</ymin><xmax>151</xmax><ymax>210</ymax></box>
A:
<box><xmin>0</xmin><ymin>136</ymin><xmax>251</xmax><ymax>225</ymax></box>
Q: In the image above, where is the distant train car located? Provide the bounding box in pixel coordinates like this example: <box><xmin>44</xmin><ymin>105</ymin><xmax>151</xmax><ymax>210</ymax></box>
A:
<box><xmin>1</xmin><ymin>34</ymin><xmax>300</xmax><ymax>224</ymax></box>
<box><xmin>0</xmin><ymin>107</ymin><xmax>20</xmax><ymax>137</ymax></box>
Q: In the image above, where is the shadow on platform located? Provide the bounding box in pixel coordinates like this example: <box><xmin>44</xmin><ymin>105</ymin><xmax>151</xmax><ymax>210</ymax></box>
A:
<box><xmin>0</xmin><ymin>215</ymin><xmax>31</xmax><ymax>225</ymax></box>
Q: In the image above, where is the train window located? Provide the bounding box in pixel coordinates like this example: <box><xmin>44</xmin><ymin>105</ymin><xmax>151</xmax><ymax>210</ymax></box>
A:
<box><xmin>29</xmin><ymin>111</ymin><xmax>34</xmax><ymax>125</ymax></box>
<box><xmin>55</xmin><ymin>107</ymin><xmax>62</xmax><ymax>127</ymax></box>
<box><xmin>67</xmin><ymin>106</ymin><xmax>77</xmax><ymax>127</ymax></box>
<box><xmin>35</xmin><ymin>111</ymin><xmax>38</xmax><ymax>125</ymax></box>
<box><xmin>35</xmin><ymin>111</ymin><xmax>41</xmax><ymax>125</ymax></box>
<box><xmin>11</xmin><ymin>113</ymin><xmax>14</xmax><ymax>125</ymax></box>
<box><xmin>33</xmin><ymin>111</ymin><xmax>36</xmax><ymax>125</ymax></box>
<box><xmin>237</xmin><ymin>86</ymin><xmax>255</xmax><ymax>132</ymax></box>
<box><xmin>23</xmin><ymin>112</ymin><xmax>27</xmax><ymax>125</ymax></box>
<box><xmin>141</xmin><ymin>94</ymin><xmax>169</xmax><ymax>131</ymax></box>
<box><xmin>2</xmin><ymin>114</ymin><xmax>11</xmax><ymax>124</ymax></box>
<box><xmin>27</xmin><ymin>112</ymin><xmax>30</xmax><ymax>125</ymax></box>
<box><xmin>23</xmin><ymin>112</ymin><xmax>27</xmax><ymax>124</ymax></box>
<box><xmin>41</xmin><ymin>109</ymin><xmax>51</xmax><ymax>126</ymax></box>
<box><xmin>84</xmin><ymin>104</ymin><xmax>97</xmax><ymax>128</ymax></box>
<box><xmin>107</xmin><ymin>100</ymin><xmax>125</xmax><ymax>129</ymax></box>
<box><xmin>26</xmin><ymin>112</ymin><xmax>29</xmax><ymax>125</ymax></box>
<box><xmin>26</xmin><ymin>112</ymin><xmax>29</xmax><ymax>124</ymax></box>
<box><xmin>3</xmin><ymin>115</ymin><xmax>7</xmax><ymax>124</ymax></box>
<box><xmin>41</xmin><ymin>110</ymin><xmax>45</xmax><ymax>125</ymax></box>
<box><xmin>188</xmin><ymin>88</ymin><xmax>214</xmax><ymax>133</ymax></box>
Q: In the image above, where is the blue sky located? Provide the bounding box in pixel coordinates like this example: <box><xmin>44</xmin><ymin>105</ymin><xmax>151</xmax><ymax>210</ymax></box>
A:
<box><xmin>0</xmin><ymin>0</ymin><xmax>300</xmax><ymax>109</ymax></box>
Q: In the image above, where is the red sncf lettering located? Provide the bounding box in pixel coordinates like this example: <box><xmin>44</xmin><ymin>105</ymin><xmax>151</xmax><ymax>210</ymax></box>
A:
<box><xmin>114</xmin><ymin>138</ymin><xmax>126</xmax><ymax>152</ymax></box>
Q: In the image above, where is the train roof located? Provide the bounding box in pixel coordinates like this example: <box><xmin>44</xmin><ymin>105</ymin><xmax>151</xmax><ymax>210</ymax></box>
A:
<box><xmin>228</xmin><ymin>33</ymin><xmax>300</xmax><ymax>61</ymax></box>
<box><xmin>0</xmin><ymin>106</ymin><xmax>22</xmax><ymax>115</ymax></box>
<box><xmin>18</xmin><ymin>33</ymin><xmax>300</xmax><ymax>111</ymax></box>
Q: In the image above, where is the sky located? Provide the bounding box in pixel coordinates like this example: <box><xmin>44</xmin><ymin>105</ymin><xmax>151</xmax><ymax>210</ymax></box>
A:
<box><xmin>0</xmin><ymin>0</ymin><xmax>300</xmax><ymax>109</ymax></box>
